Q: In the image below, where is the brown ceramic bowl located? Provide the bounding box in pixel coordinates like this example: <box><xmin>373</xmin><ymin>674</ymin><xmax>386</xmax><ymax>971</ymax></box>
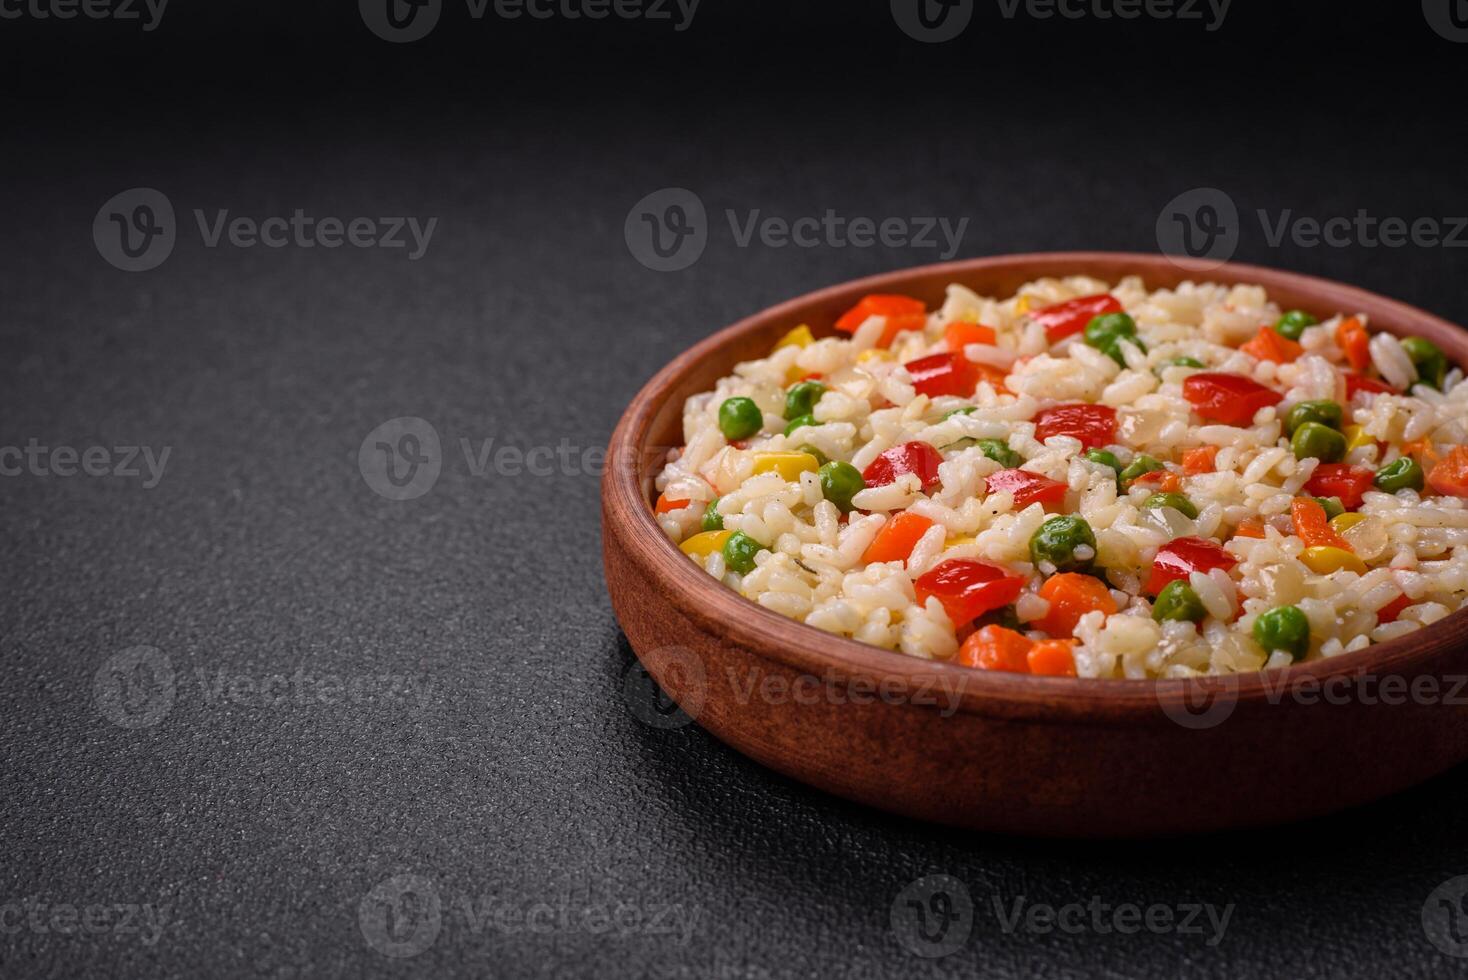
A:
<box><xmin>602</xmin><ymin>251</ymin><xmax>1468</xmax><ymax>837</ymax></box>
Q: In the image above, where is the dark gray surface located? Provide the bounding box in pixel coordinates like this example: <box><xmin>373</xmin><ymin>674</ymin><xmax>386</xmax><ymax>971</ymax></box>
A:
<box><xmin>4</xmin><ymin>3</ymin><xmax>1468</xmax><ymax>977</ymax></box>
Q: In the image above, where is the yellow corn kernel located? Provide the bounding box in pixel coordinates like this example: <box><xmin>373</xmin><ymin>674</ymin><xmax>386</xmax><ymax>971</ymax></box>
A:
<box><xmin>679</xmin><ymin>530</ymin><xmax>733</xmax><ymax>558</ymax></box>
<box><xmin>1343</xmin><ymin>424</ymin><xmax>1374</xmax><ymax>453</ymax></box>
<box><xmin>751</xmin><ymin>452</ymin><xmax>820</xmax><ymax>481</ymax></box>
<box><xmin>1015</xmin><ymin>295</ymin><xmax>1034</xmax><ymax>315</ymax></box>
<box><xmin>946</xmin><ymin>535</ymin><xmax>976</xmax><ymax>548</ymax></box>
<box><xmin>772</xmin><ymin>324</ymin><xmax>814</xmax><ymax>352</ymax></box>
<box><xmin>1299</xmin><ymin>546</ymin><xmax>1368</xmax><ymax>575</ymax></box>
<box><xmin>1329</xmin><ymin>513</ymin><xmax>1368</xmax><ymax>534</ymax></box>
<box><xmin>856</xmin><ymin>348</ymin><xmax>894</xmax><ymax>364</ymax></box>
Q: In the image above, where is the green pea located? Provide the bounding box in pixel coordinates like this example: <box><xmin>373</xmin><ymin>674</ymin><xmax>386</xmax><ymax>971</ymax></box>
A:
<box><xmin>784</xmin><ymin>414</ymin><xmax>821</xmax><ymax>437</ymax></box>
<box><xmin>1310</xmin><ymin>495</ymin><xmax>1345</xmax><ymax>520</ymax></box>
<box><xmin>1085</xmin><ymin>312</ymin><xmax>1141</xmax><ymax>367</ymax></box>
<box><xmin>1274</xmin><ymin>310</ymin><xmax>1318</xmax><ymax>341</ymax></box>
<box><xmin>1375</xmin><ymin>456</ymin><xmax>1425</xmax><ymax>493</ymax></box>
<box><xmin>1118</xmin><ymin>455</ymin><xmax>1164</xmax><ymax>487</ymax></box>
<box><xmin>1084</xmin><ymin>449</ymin><xmax>1121</xmax><ymax>472</ymax></box>
<box><xmin>1401</xmin><ymin>336</ymin><xmax>1448</xmax><ymax>390</ymax></box>
<box><xmin>1142</xmin><ymin>492</ymin><xmax>1199</xmax><ymax>519</ymax></box>
<box><xmin>718</xmin><ymin>397</ymin><xmax>763</xmax><ymax>440</ymax></box>
<box><xmin>798</xmin><ymin>444</ymin><xmax>829</xmax><ymax>467</ymax></box>
<box><xmin>701</xmin><ymin>499</ymin><xmax>724</xmax><ymax>532</ymax></box>
<box><xmin>1028</xmin><ymin>515</ymin><xmax>1097</xmax><ymax>573</ymax></box>
<box><xmin>722</xmin><ymin>531</ymin><xmax>764</xmax><ymax>575</ymax></box>
<box><xmin>1253</xmin><ymin>605</ymin><xmax>1311</xmax><ymax>661</ymax></box>
<box><xmin>1290</xmin><ymin>421</ymin><xmax>1346</xmax><ymax>462</ymax></box>
<box><xmin>1283</xmin><ymin>400</ymin><xmax>1343</xmax><ymax>436</ymax></box>
<box><xmin>784</xmin><ymin>380</ymin><xmax>827</xmax><ymax>420</ymax></box>
<box><xmin>818</xmin><ymin>461</ymin><xmax>865</xmax><ymax>513</ymax></box>
<box><xmin>943</xmin><ymin>406</ymin><xmax>977</xmax><ymax>420</ymax></box>
<box><xmin>1153</xmin><ymin>580</ymin><xmax>1206</xmax><ymax>623</ymax></box>
<box><xmin>976</xmin><ymin>438</ymin><xmax>1022</xmax><ymax>468</ymax></box>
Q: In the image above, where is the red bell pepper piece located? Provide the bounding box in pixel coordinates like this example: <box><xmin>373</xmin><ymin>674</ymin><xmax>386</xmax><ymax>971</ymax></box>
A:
<box><xmin>1428</xmin><ymin>447</ymin><xmax>1468</xmax><ymax>497</ymax></box>
<box><xmin>1182</xmin><ymin>372</ymin><xmax>1283</xmax><ymax>426</ymax></box>
<box><xmin>985</xmin><ymin>468</ymin><xmax>1068</xmax><ymax>508</ymax></box>
<box><xmin>861</xmin><ymin>441</ymin><xmax>944</xmax><ymax>492</ymax></box>
<box><xmin>914</xmin><ymin>559</ymin><xmax>1026</xmax><ymax>628</ymax></box>
<box><xmin>1345</xmin><ymin>374</ymin><xmax>1396</xmax><ymax>399</ymax></box>
<box><xmin>1377</xmin><ymin>594</ymin><xmax>1412</xmax><ymax>623</ymax></box>
<box><xmin>1029</xmin><ymin>294</ymin><xmax>1122</xmax><ymax>343</ymax></box>
<box><xmin>904</xmin><ymin>352</ymin><xmax>978</xmax><ymax>399</ymax></box>
<box><xmin>1304</xmin><ymin>463</ymin><xmax>1376</xmax><ymax>510</ymax></box>
<box><xmin>1033</xmin><ymin>403</ymin><xmax>1117</xmax><ymax>449</ymax></box>
<box><xmin>1146</xmin><ymin>536</ymin><xmax>1238</xmax><ymax>595</ymax></box>
<box><xmin>943</xmin><ymin>321</ymin><xmax>997</xmax><ymax>352</ymax></box>
<box><xmin>834</xmin><ymin>294</ymin><xmax>926</xmax><ymax>334</ymax></box>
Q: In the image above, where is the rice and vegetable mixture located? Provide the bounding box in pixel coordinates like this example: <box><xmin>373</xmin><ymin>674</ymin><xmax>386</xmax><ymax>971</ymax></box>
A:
<box><xmin>652</xmin><ymin>276</ymin><xmax>1468</xmax><ymax>678</ymax></box>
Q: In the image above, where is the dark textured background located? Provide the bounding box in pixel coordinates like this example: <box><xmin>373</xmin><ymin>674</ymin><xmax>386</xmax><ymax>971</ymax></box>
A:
<box><xmin>4</xmin><ymin>2</ymin><xmax>1468</xmax><ymax>976</ymax></box>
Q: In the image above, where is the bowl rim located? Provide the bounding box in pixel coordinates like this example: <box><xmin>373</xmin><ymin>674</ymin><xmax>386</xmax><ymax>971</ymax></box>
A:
<box><xmin>605</xmin><ymin>250</ymin><xmax>1468</xmax><ymax>720</ymax></box>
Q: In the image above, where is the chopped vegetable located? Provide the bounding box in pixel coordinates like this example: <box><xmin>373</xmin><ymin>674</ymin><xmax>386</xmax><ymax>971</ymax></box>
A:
<box><xmin>819</xmin><ymin>461</ymin><xmax>865</xmax><ymax>513</ymax></box>
<box><xmin>1083</xmin><ymin>311</ymin><xmax>1141</xmax><ymax>365</ymax></box>
<box><xmin>718</xmin><ymin>396</ymin><xmax>764</xmax><ymax>440</ymax></box>
<box><xmin>797</xmin><ymin>444</ymin><xmax>829</xmax><ymax>466</ymax></box>
<box><xmin>860</xmin><ymin>511</ymin><xmax>934</xmax><ymax>565</ymax></box>
<box><xmin>783</xmin><ymin>414</ymin><xmax>820</xmax><ymax>436</ymax></box>
<box><xmin>1233</xmin><ymin>516</ymin><xmax>1266</xmax><ymax>539</ymax></box>
<box><xmin>1402</xmin><ymin>336</ymin><xmax>1448</xmax><ymax>390</ymax></box>
<box><xmin>1304</xmin><ymin>463</ymin><xmax>1375</xmax><ymax>509</ymax></box>
<box><xmin>975</xmin><ymin>438</ymin><xmax>1022</xmax><ymax>468</ymax></box>
<box><xmin>1142</xmin><ymin>492</ymin><xmax>1198</xmax><ymax>519</ymax></box>
<box><xmin>957</xmin><ymin>624</ymin><xmax>1032</xmax><ymax>672</ymax></box>
<box><xmin>1181</xmin><ymin>446</ymin><xmax>1218</xmax><ymax>475</ymax></box>
<box><xmin>904</xmin><ymin>352</ymin><xmax>978</xmax><ymax>398</ymax></box>
<box><xmin>1310</xmin><ymin>495</ymin><xmax>1345</xmax><ymax>520</ymax></box>
<box><xmin>1253</xmin><ymin>605</ymin><xmax>1310</xmax><ymax>661</ymax></box>
<box><xmin>1029</xmin><ymin>294</ymin><xmax>1123</xmax><ymax>343</ymax></box>
<box><xmin>751</xmin><ymin>451</ymin><xmax>821</xmax><ymax>481</ymax></box>
<box><xmin>1375</xmin><ymin>456</ymin><xmax>1425</xmax><ymax>493</ymax></box>
<box><xmin>784</xmin><ymin>380</ymin><xmax>827</xmax><ymax>420</ymax></box>
<box><xmin>1029</xmin><ymin>515</ymin><xmax>1097</xmax><ymax>572</ymax></box>
<box><xmin>1153</xmin><ymin>580</ymin><xmax>1206</xmax><ymax>623</ymax></box>
<box><xmin>1291</xmin><ymin>422</ymin><xmax>1346</xmax><ymax>462</ymax></box>
<box><xmin>1342</xmin><ymin>424</ymin><xmax>1375</xmax><ymax>453</ymax></box>
<box><xmin>1299</xmin><ymin>546</ymin><xmax>1368</xmax><ymax>575</ymax></box>
<box><xmin>701</xmin><ymin>499</ymin><xmax>724</xmax><ymax>531</ymax></box>
<box><xmin>772</xmin><ymin>324</ymin><xmax>814</xmax><ymax>352</ymax></box>
<box><xmin>1033</xmin><ymin>403</ymin><xmax>1118</xmax><ymax>449</ymax></box>
<box><xmin>1132</xmin><ymin>469</ymin><xmax>1183</xmax><ymax>493</ymax></box>
<box><xmin>722</xmin><ymin>531</ymin><xmax>764</xmax><ymax>574</ymax></box>
<box><xmin>1084</xmin><ymin>449</ymin><xmax>1121</xmax><ymax>471</ymax></box>
<box><xmin>1182</xmin><ymin>373</ymin><xmax>1283</xmax><ymax>426</ymax></box>
<box><xmin>1377</xmin><ymin>594</ymin><xmax>1412</xmax><ymax>623</ymax></box>
<box><xmin>1274</xmin><ymin>310</ymin><xmax>1318</xmax><ymax>341</ymax></box>
<box><xmin>1329</xmin><ymin>512</ymin><xmax>1367</xmax><ymax>534</ymax></box>
<box><xmin>1345</xmin><ymin>374</ymin><xmax>1396</xmax><ymax>399</ymax></box>
<box><xmin>914</xmin><ymin>559</ymin><xmax>1026</xmax><ymax>628</ymax></box>
<box><xmin>1240</xmin><ymin>325</ymin><xmax>1304</xmax><ymax>363</ymax></box>
<box><xmin>861</xmin><ymin>441</ymin><xmax>944</xmax><ymax>491</ymax></box>
<box><xmin>1147</xmin><ymin>537</ymin><xmax>1238</xmax><ymax>595</ymax></box>
<box><xmin>1118</xmin><ymin>455</ymin><xmax>1164</xmax><ymax>488</ymax></box>
<box><xmin>1283</xmin><ymin>400</ymin><xmax>1343</xmax><ymax>436</ymax></box>
<box><xmin>655</xmin><ymin>491</ymin><xmax>690</xmax><ymax>514</ymax></box>
<box><xmin>1427</xmin><ymin>446</ymin><xmax>1468</xmax><ymax>497</ymax></box>
<box><xmin>1290</xmin><ymin>497</ymin><xmax>1351</xmax><ymax>550</ymax></box>
<box><xmin>834</xmin><ymin>294</ymin><xmax>926</xmax><ymax>334</ymax></box>
<box><xmin>1026</xmin><ymin>639</ymin><xmax>1078</xmax><ymax>676</ymax></box>
<box><xmin>986</xmin><ymin>468</ymin><xmax>1068</xmax><ymax>508</ymax></box>
<box><xmin>943</xmin><ymin>320</ymin><xmax>997</xmax><ymax>352</ymax></box>
<box><xmin>1336</xmin><ymin>316</ymin><xmax>1370</xmax><ymax>372</ymax></box>
<box><xmin>1034</xmin><ymin>573</ymin><xmax>1117</xmax><ymax>638</ymax></box>
<box><xmin>679</xmin><ymin>529</ymin><xmax>733</xmax><ymax>558</ymax></box>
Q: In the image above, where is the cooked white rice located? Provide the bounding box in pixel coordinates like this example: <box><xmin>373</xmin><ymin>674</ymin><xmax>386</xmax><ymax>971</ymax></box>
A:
<box><xmin>653</xmin><ymin>275</ymin><xmax>1468</xmax><ymax>678</ymax></box>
